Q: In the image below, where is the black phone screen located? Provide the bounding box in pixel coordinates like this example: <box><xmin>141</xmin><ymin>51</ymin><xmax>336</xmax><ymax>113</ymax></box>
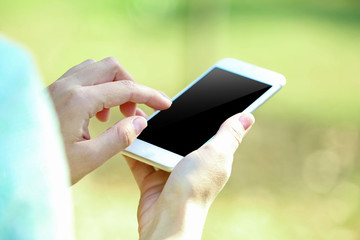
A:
<box><xmin>138</xmin><ymin>67</ymin><xmax>271</xmax><ymax>156</ymax></box>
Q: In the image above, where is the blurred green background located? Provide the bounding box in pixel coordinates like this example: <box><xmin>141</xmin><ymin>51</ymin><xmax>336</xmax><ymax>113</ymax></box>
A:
<box><xmin>1</xmin><ymin>0</ymin><xmax>360</xmax><ymax>239</ymax></box>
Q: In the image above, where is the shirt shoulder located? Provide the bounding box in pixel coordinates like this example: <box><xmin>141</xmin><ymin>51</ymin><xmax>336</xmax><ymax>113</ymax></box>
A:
<box><xmin>0</xmin><ymin>35</ymin><xmax>74</xmax><ymax>240</ymax></box>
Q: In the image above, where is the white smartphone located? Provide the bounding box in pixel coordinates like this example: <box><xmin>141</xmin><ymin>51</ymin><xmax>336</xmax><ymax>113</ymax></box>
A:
<box><xmin>122</xmin><ymin>58</ymin><xmax>286</xmax><ymax>171</ymax></box>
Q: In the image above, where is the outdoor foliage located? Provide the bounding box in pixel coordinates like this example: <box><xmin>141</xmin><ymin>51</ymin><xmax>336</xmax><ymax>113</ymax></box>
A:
<box><xmin>1</xmin><ymin>0</ymin><xmax>360</xmax><ymax>239</ymax></box>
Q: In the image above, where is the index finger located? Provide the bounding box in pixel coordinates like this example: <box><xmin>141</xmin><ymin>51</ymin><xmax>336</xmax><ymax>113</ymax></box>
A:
<box><xmin>74</xmin><ymin>57</ymin><xmax>135</xmax><ymax>86</ymax></box>
<box><xmin>84</xmin><ymin>80</ymin><xmax>172</xmax><ymax>117</ymax></box>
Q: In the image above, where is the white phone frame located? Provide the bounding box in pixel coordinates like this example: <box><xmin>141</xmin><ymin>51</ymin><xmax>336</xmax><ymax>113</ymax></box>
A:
<box><xmin>122</xmin><ymin>58</ymin><xmax>286</xmax><ymax>171</ymax></box>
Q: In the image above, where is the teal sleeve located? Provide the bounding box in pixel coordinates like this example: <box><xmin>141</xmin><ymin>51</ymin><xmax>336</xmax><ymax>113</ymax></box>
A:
<box><xmin>0</xmin><ymin>36</ymin><xmax>74</xmax><ymax>240</ymax></box>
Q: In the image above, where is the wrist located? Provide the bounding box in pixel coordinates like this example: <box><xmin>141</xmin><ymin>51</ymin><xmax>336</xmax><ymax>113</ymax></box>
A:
<box><xmin>140</xmin><ymin>200</ymin><xmax>210</xmax><ymax>240</ymax></box>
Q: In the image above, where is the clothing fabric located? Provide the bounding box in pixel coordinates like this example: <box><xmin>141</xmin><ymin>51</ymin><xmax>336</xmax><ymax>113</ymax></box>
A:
<box><xmin>0</xmin><ymin>35</ymin><xmax>74</xmax><ymax>240</ymax></box>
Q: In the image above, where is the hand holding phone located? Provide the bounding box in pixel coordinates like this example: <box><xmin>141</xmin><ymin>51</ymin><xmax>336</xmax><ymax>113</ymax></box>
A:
<box><xmin>124</xmin><ymin>112</ymin><xmax>255</xmax><ymax>239</ymax></box>
<box><xmin>123</xmin><ymin>58</ymin><xmax>286</xmax><ymax>171</ymax></box>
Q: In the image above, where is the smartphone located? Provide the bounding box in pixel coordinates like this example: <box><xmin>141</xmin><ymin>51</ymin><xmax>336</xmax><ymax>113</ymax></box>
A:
<box><xmin>122</xmin><ymin>58</ymin><xmax>286</xmax><ymax>171</ymax></box>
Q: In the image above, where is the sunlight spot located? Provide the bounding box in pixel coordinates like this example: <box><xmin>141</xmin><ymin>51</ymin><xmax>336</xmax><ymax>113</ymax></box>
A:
<box><xmin>303</xmin><ymin>150</ymin><xmax>341</xmax><ymax>194</ymax></box>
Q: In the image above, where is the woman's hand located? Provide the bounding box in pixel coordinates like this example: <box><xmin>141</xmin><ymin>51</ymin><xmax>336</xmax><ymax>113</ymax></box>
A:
<box><xmin>125</xmin><ymin>112</ymin><xmax>254</xmax><ymax>239</ymax></box>
<box><xmin>48</xmin><ymin>58</ymin><xmax>172</xmax><ymax>184</ymax></box>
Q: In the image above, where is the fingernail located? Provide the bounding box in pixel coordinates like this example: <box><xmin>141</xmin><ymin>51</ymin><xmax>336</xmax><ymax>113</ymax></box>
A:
<box><xmin>159</xmin><ymin>91</ymin><xmax>172</xmax><ymax>101</ymax></box>
<box><xmin>239</xmin><ymin>113</ymin><xmax>255</xmax><ymax>131</ymax></box>
<box><xmin>133</xmin><ymin>117</ymin><xmax>147</xmax><ymax>135</ymax></box>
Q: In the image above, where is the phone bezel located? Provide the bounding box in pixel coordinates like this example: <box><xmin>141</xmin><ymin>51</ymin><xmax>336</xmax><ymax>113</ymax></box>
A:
<box><xmin>122</xmin><ymin>58</ymin><xmax>286</xmax><ymax>171</ymax></box>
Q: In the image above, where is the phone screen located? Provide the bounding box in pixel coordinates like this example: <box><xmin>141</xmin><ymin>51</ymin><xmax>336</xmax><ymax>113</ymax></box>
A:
<box><xmin>138</xmin><ymin>67</ymin><xmax>271</xmax><ymax>156</ymax></box>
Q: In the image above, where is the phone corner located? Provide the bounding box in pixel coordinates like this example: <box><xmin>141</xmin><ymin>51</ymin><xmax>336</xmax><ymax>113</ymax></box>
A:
<box><xmin>278</xmin><ymin>74</ymin><xmax>287</xmax><ymax>87</ymax></box>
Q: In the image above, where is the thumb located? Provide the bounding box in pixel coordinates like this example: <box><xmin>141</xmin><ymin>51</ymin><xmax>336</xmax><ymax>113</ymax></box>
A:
<box><xmin>168</xmin><ymin>113</ymin><xmax>255</xmax><ymax>203</ymax></box>
<box><xmin>205</xmin><ymin>112</ymin><xmax>255</xmax><ymax>156</ymax></box>
<box><xmin>85</xmin><ymin>116</ymin><xmax>147</xmax><ymax>166</ymax></box>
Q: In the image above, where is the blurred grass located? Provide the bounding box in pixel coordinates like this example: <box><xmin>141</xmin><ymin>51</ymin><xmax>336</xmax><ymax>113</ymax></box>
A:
<box><xmin>1</xmin><ymin>0</ymin><xmax>360</xmax><ymax>239</ymax></box>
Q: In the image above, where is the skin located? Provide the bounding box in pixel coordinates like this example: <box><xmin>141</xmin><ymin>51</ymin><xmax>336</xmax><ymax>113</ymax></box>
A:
<box><xmin>48</xmin><ymin>57</ymin><xmax>172</xmax><ymax>184</ymax></box>
<box><xmin>48</xmin><ymin>58</ymin><xmax>255</xmax><ymax>239</ymax></box>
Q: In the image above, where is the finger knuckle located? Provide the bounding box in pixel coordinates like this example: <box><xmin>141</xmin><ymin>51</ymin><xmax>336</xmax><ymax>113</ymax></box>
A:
<box><xmin>120</xmin><ymin>79</ymin><xmax>136</xmax><ymax>88</ymax></box>
<box><xmin>48</xmin><ymin>80</ymin><xmax>62</xmax><ymax>96</ymax></box>
<box><xmin>202</xmin><ymin>143</ymin><xmax>227</xmax><ymax>160</ymax></box>
<box><xmin>120</xmin><ymin>80</ymin><xmax>137</xmax><ymax>97</ymax></box>
<box><xmin>68</xmin><ymin>87</ymin><xmax>83</xmax><ymax>100</ymax></box>
<box><xmin>104</xmin><ymin>57</ymin><xmax>120</xmax><ymax>69</ymax></box>
<box><xmin>84</xmin><ymin>59</ymin><xmax>96</xmax><ymax>64</ymax></box>
<box><xmin>230</xmin><ymin>125</ymin><xmax>244</xmax><ymax>145</ymax></box>
<box><xmin>65</xmin><ymin>87</ymin><xmax>87</xmax><ymax>108</ymax></box>
<box><xmin>116</xmin><ymin>124</ymin><xmax>133</xmax><ymax>148</ymax></box>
